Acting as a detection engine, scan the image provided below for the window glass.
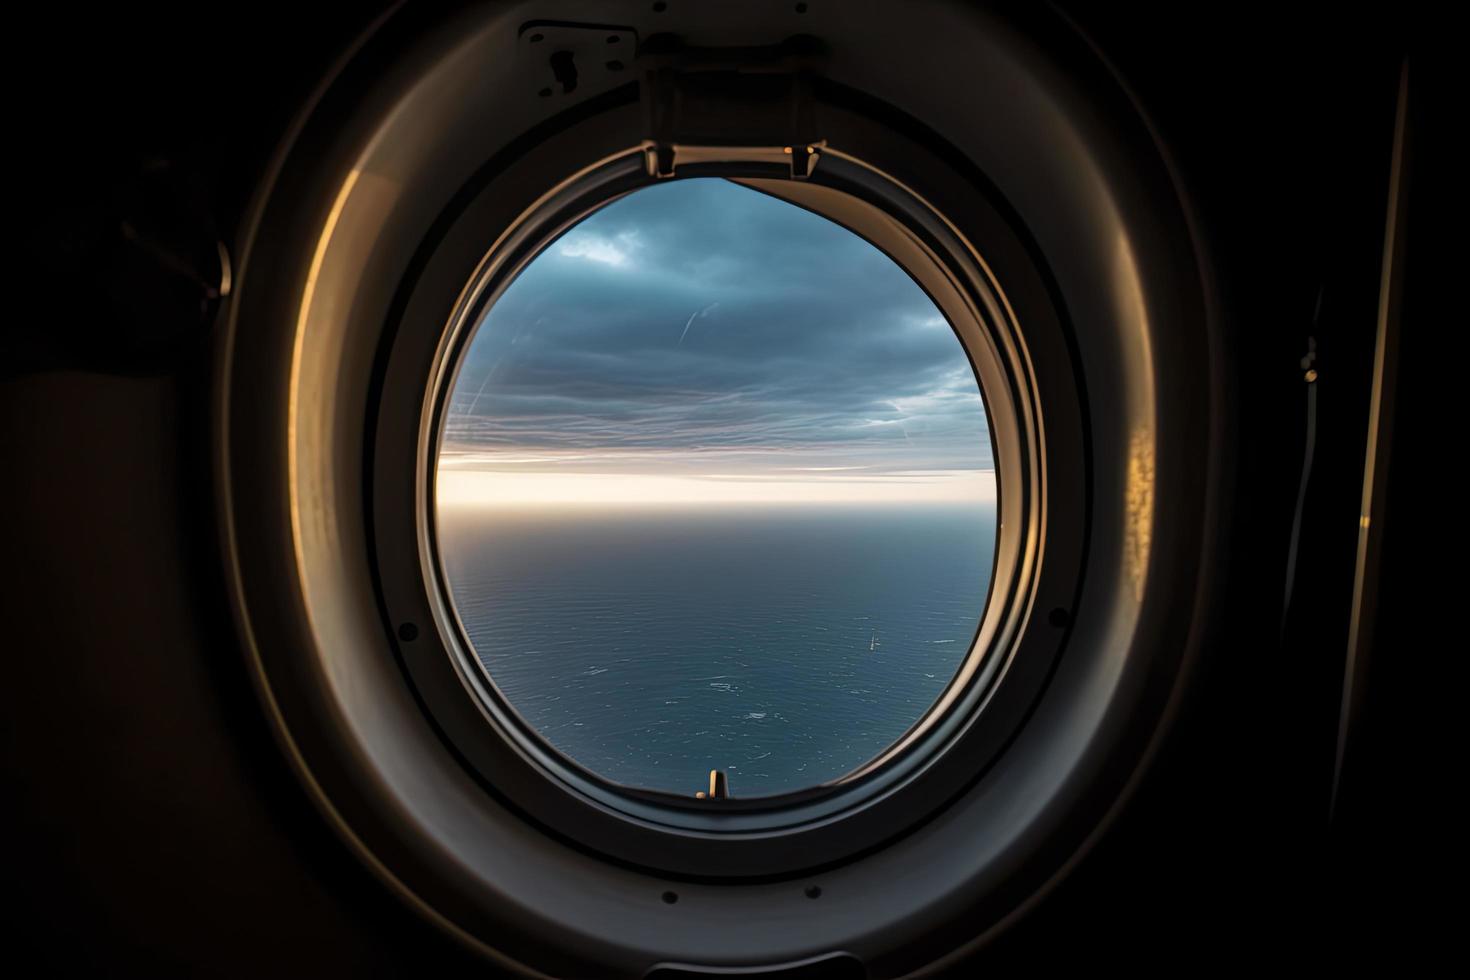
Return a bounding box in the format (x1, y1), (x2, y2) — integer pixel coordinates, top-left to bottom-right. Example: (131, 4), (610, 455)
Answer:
(436, 179), (995, 798)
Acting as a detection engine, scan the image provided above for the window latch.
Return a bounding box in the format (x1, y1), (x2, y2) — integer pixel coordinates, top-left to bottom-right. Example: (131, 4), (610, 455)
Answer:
(694, 769), (730, 800)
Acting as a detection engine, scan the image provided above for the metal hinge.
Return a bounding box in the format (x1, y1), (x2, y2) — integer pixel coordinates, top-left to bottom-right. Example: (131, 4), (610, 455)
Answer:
(636, 33), (829, 180)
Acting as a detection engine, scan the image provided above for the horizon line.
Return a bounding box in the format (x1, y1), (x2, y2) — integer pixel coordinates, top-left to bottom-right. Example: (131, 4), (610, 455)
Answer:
(436, 467), (996, 510)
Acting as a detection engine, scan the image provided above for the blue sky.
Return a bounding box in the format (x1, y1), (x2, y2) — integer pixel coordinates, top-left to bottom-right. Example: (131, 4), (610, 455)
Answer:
(437, 178), (992, 508)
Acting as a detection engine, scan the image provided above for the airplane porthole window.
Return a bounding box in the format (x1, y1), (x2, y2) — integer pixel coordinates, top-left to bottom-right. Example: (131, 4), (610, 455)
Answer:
(370, 141), (1050, 869)
(218, 3), (1222, 975)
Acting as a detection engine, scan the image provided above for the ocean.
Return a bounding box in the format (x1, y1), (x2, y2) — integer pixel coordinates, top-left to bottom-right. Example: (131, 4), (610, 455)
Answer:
(437, 504), (995, 798)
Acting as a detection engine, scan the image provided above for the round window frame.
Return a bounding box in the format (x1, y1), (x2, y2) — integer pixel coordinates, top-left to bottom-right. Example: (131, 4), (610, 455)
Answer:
(427, 163), (1019, 813)
(368, 100), (1086, 879)
(217, 1), (1221, 971)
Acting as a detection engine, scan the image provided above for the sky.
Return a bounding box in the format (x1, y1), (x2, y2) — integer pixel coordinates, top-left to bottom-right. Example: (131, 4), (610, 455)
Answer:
(437, 178), (993, 509)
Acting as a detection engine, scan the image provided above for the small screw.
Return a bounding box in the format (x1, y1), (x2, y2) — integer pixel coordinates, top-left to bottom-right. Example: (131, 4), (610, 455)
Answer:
(1305, 368), (1319, 383)
(398, 622), (419, 642)
(804, 885), (822, 899)
(529, 32), (544, 43)
(796, 2), (810, 12)
(661, 891), (679, 904)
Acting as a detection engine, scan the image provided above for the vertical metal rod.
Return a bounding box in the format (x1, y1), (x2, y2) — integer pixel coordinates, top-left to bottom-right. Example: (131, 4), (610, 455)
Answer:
(1333, 59), (1412, 822)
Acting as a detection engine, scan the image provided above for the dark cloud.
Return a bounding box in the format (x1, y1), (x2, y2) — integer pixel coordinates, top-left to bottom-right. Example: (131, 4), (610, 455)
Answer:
(442, 178), (992, 476)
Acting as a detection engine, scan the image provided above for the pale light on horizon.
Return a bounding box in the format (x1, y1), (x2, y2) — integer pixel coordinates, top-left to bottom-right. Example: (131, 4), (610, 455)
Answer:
(436, 466), (996, 510)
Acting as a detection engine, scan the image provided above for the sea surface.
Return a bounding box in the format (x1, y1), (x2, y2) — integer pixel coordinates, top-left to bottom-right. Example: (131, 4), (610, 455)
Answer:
(437, 505), (995, 798)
